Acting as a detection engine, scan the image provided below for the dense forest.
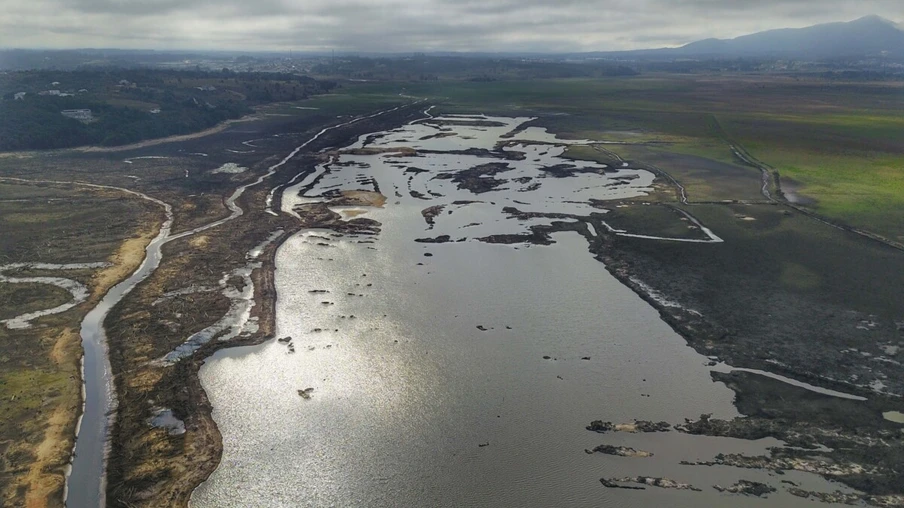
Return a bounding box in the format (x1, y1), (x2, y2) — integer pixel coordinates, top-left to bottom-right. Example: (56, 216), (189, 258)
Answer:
(0, 95), (250, 150)
(0, 69), (335, 151)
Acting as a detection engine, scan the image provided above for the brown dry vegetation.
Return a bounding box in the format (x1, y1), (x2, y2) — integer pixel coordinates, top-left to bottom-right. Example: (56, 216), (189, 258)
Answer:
(336, 190), (387, 207)
(104, 174), (299, 506)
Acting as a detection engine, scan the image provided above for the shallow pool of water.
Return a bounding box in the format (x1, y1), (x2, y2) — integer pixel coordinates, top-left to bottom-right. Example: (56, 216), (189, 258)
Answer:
(885, 411), (904, 424)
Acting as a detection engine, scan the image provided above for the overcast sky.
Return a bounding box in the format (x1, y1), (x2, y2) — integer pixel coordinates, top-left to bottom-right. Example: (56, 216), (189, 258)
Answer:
(0, 0), (900, 52)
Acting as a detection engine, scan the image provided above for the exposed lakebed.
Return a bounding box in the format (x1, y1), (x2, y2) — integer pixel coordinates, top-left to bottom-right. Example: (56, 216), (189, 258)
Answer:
(192, 115), (856, 506)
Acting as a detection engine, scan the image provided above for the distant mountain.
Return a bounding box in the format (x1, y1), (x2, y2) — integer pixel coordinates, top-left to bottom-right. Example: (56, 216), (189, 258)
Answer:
(577, 15), (904, 60)
(675, 15), (904, 58)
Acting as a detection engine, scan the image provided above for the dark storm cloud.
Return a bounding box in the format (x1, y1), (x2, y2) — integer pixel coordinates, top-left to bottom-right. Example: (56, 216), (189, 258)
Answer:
(0, 0), (900, 51)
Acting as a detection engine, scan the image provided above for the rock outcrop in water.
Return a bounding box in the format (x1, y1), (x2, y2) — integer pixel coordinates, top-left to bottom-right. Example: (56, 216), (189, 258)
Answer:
(670, 373), (904, 500)
(414, 235), (452, 243)
(682, 452), (880, 478)
(586, 420), (672, 434)
(785, 488), (902, 505)
(421, 205), (446, 228)
(432, 162), (512, 194)
(326, 190), (387, 208)
(601, 476), (702, 492)
(713, 480), (776, 497)
(539, 163), (607, 178)
(675, 412), (823, 448)
(477, 229), (555, 246)
(293, 202), (382, 235)
(586, 445), (653, 457)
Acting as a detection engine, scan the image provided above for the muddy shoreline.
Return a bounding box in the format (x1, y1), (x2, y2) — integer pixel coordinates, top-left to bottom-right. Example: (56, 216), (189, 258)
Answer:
(476, 207), (904, 500)
(592, 224), (904, 398)
(104, 186), (306, 506)
(103, 105), (427, 507)
(0, 179), (163, 508)
(163, 222), (299, 506)
(168, 190), (391, 505)
(174, 192), (387, 500)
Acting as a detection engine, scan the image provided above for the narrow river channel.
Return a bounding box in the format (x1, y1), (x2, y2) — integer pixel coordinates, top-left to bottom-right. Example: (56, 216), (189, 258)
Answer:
(66, 192), (173, 507)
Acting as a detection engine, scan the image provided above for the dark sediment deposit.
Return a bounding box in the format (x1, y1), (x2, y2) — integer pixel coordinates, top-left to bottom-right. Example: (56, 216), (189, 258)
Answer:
(432, 162), (513, 194)
(672, 372), (904, 499)
(421, 205), (446, 228)
(586, 420), (672, 434)
(585, 445), (653, 457)
(293, 202), (382, 235)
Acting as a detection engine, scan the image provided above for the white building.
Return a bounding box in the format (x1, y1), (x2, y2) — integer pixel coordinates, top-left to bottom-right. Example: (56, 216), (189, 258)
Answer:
(14, 92), (26, 100)
(61, 109), (94, 123)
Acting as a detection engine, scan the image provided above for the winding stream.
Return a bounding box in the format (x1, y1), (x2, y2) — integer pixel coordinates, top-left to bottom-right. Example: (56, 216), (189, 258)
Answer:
(0, 177), (176, 508)
(0, 262), (110, 329)
(65, 192), (173, 508)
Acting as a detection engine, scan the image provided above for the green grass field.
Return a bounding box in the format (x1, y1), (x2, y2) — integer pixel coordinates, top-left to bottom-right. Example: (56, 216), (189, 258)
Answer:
(0, 283), (72, 320)
(0, 183), (152, 263)
(259, 90), (408, 117)
(602, 204), (712, 240)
